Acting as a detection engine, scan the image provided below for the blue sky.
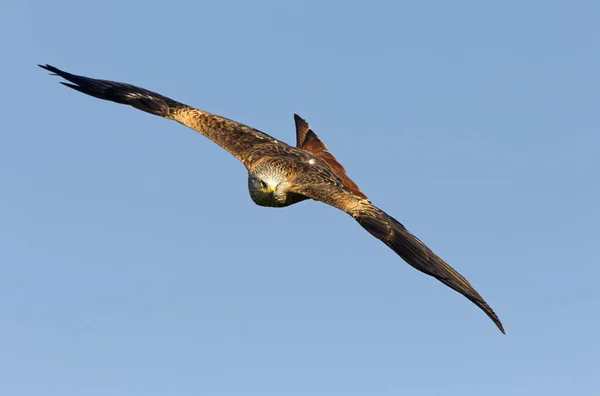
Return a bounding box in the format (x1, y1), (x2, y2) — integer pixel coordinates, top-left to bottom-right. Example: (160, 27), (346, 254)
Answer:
(2, 1), (599, 395)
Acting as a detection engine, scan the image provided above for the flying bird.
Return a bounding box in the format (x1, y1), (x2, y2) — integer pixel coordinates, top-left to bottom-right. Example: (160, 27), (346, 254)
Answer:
(40, 64), (505, 333)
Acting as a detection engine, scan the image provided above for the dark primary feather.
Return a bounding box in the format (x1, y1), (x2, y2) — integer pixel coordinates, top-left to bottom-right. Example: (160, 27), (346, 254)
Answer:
(39, 64), (179, 115)
(291, 183), (504, 333)
(38, 64), (278, 164)
(354, 204), (505, 333)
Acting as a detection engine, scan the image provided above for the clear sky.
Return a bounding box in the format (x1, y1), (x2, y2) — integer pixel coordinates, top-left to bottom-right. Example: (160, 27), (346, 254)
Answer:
(2, 1), (599, 395)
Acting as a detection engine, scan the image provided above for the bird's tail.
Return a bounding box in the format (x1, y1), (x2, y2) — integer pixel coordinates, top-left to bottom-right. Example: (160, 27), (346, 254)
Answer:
(354, 204), (505, 333)
(39, 64), (186, 118)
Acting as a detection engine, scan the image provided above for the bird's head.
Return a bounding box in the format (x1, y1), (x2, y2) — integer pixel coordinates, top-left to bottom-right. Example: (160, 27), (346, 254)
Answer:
(248, 164), (289, 207)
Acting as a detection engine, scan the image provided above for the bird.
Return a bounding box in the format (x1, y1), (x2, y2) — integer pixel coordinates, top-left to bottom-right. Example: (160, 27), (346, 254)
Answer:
(39, 64), (505, 334)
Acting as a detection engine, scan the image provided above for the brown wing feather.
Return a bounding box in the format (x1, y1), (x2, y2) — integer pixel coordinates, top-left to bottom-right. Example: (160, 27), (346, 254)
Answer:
(293, 114), (366, 199)
(39, 64), (276, 165)
(290, 183), (505, 333)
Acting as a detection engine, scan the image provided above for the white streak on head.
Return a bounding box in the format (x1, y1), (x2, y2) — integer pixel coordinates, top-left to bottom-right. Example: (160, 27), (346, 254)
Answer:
(308, 158), (316, 165)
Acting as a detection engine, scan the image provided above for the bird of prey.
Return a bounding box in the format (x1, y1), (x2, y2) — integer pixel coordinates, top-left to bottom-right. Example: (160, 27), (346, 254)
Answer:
(40, 64), (504, 333)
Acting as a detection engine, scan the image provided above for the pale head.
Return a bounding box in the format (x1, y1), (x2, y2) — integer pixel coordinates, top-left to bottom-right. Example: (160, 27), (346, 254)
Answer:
(247, 163), (291, 207)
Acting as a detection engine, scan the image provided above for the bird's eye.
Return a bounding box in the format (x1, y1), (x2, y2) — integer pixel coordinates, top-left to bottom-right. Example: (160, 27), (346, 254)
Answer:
(259, 180), (267, 189)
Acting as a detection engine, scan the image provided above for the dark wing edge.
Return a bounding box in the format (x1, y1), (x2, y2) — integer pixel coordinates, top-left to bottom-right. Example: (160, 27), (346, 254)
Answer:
(355, 204), (505, 333)
(291, 183), (504, 334)
(39, 64), (276, 164)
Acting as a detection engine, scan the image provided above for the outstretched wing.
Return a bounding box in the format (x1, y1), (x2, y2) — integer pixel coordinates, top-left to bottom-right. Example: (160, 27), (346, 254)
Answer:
(290, 183), (505, 333)
(39, 64), (278, 165)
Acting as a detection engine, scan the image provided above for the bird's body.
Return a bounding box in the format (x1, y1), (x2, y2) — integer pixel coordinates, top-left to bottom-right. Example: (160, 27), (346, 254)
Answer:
(40, 64), (505, 333)
(246, 144), (360, 209)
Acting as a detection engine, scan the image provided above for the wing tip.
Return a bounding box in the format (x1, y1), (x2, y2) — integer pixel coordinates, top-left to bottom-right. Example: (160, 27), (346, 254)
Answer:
(492, 313), (506, 334)
(487, 312), (505, 334)
(59, 81), (80, 90)
(472, 291), (505, 334)
(39, 64), (60, 74)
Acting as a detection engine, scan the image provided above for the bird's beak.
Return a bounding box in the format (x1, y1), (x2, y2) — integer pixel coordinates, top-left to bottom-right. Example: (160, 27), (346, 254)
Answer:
(268, 184), (276, 193)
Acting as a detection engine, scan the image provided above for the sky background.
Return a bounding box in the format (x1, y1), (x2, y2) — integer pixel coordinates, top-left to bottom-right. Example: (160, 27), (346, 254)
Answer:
(2, 1), (599, 395)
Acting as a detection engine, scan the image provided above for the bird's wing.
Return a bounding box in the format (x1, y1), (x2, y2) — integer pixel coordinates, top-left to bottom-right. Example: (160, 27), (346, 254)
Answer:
(39, 64), (278, 165)
(293, 114), (366, 199)
(289, 183), (505, 333)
